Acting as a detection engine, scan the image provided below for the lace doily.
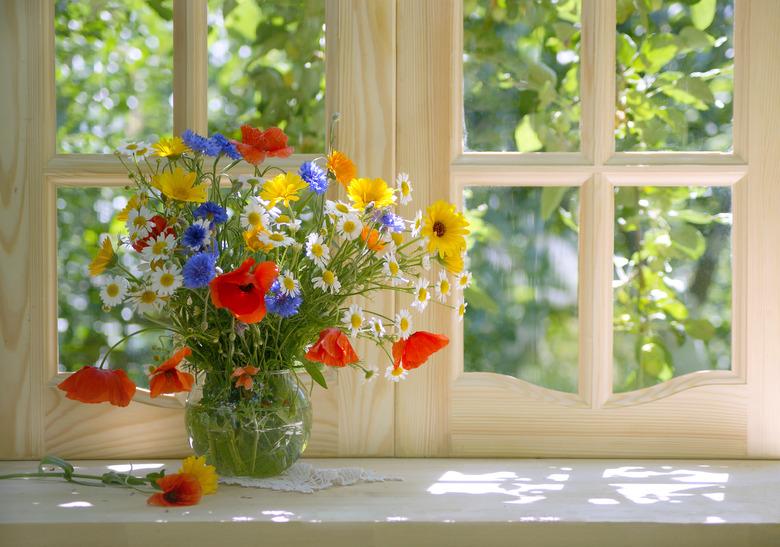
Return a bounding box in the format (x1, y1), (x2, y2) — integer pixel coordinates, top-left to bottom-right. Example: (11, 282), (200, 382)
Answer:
(219, 462), (402, 493)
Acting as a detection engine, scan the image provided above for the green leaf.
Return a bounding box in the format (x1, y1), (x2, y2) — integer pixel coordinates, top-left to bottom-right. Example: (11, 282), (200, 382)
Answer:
(541, 187), (568, 221)
(691, 0), (717, 30)
(302, 360), (328, 389)
(671, 224), (706, 259)
(38, 455), (74, 479)
(616, 0), (635, 24)
(637, 34), (679, 73)
(616, 33), (637, 67)
(514, 116), (544, 152)
(464, 285), (499, 314)
(679, 26), (714, 52)
(640, 342), (667, 377)
(659, 76), (714, 109)
(685, 318), (716, 341)
(675, 209), (713, 224)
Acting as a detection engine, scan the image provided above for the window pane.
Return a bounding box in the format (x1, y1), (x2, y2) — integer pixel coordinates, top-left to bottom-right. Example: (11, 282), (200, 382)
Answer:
(207, 0), (326, 153)
(613, 186), (732, 393)
(57, 187), (157, 389)
(463, 0), (582, 153)
(615, 1), (734, 151)
(464, 186), (579, 393)
(55, 0), (174, 153)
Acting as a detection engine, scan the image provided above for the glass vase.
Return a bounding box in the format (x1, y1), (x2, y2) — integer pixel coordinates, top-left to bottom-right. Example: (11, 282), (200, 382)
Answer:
(185, 370), (312, 478)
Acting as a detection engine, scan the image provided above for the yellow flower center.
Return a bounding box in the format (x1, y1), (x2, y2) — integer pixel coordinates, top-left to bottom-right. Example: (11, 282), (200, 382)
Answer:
(391, 367), (404, 377)
(283, 277), (296, 291)
(351, 314), (362, 329)
(132, 215), (148, 228)
(401, 181), (410, 196)
(417, 288), (428, 302)
(160, 273), (175, 287)
(400, 317), (409, 331)
(389, 262), (399, 276)
(323, 270), (335, 284)
(336, 203), (350, 213)
(126, 143), (138, 151)
(391, 232), (404, 246)
(343, 220), (355, 233)
(152, 240), (167, 254)
(270, 233), (285, 242)
(106, 284), (120, 297)
(459, 304), (465, 316)
(277, 214), (291, 223)
(312, 244), (323, 257)
(459, 276), (468, 286)
(440, 280), (450, 294)
(247, 211), (261, 226)
(140, 290), (157, 304)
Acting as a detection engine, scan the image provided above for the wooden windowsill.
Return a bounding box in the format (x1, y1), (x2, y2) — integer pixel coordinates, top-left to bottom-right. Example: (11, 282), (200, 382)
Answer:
(2, 458), (779, 547)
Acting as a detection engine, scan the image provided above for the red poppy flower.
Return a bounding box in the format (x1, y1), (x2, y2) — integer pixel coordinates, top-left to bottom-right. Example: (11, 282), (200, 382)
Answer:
(147, 473), (203, 507)
(209, 258), (278, 324)
(149, 347), (195, 398)
(232, 125), (293, 165)
(132, 215), (175, 252)
(360, 227), (386, 252)
(231, 366), (260, 390)
(305, 327), (360, 367)
(57, 366), (137, 407)
(392, 331), (449, 370)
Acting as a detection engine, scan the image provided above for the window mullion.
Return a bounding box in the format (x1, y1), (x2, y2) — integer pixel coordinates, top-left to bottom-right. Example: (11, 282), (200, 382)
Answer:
(173, 0), (207, 135)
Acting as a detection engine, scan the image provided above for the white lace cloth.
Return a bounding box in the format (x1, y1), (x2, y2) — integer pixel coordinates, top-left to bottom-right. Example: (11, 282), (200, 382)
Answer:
(220, 462), (402, 494)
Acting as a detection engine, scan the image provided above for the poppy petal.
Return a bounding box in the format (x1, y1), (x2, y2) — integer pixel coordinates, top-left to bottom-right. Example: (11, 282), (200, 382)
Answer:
(395, 331), (449, 370)
(148, 473), (202, 506)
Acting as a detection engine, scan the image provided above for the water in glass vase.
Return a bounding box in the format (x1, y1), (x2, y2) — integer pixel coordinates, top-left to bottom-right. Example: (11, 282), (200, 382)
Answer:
(185, 370), (312, 478)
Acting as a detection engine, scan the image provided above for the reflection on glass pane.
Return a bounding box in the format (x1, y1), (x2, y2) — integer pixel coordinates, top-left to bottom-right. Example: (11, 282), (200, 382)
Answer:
(55, 0), (174, 153)
(464, 187), (579, 392)
(463, 0), (582, 152)
(58, 187), (157, 389)
(207, 0), (326, 152)
(613, 187), (732, 393)
(615, 1), (734, 151)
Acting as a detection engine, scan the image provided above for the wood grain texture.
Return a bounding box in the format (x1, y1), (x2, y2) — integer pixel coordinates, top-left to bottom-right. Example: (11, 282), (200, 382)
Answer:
(173, 0), (207, 135)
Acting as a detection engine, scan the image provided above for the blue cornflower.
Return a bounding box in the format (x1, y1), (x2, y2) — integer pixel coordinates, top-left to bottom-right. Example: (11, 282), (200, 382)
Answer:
(193, 201), (228, 224)
(182, 129), (210, 155)
(209, 133), (241, 160)
(182, 253), (217, 288)
(375, 209), (405, 232)
(299, 161), (328, 194)
(182, 220), (211, 251)
(264, 280), (303, 318)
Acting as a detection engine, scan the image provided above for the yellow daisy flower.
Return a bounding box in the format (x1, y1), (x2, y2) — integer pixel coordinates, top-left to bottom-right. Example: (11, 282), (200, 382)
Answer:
(421, 200), (470, 258)
(153, 136), (189, 158)
(243, 226), (273, 252)
(153, 167), (208, 203)
(347, 178), (395, 210)
(441, 251), (464, 274)
(326, 150), (357, 187)
(89, 237), (115, 277)
(179, 455), (218, 495)
(116, 194), (147, 222)
(260, 172), (308, 208)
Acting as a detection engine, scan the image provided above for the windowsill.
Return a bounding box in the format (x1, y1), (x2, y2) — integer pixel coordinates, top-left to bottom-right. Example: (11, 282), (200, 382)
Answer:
(2, 458), (779, 546)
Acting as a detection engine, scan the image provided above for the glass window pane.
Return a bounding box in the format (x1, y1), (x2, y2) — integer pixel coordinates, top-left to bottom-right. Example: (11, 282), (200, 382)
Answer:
(464, 186), (580, 392)
(615, 1), (734, 151)
(207, 0), (326, 153)
(57, 187), (157, 389)
(613, 186), (732, 392)
(55, 0), (174, 153)
(463, 0), (582, 153)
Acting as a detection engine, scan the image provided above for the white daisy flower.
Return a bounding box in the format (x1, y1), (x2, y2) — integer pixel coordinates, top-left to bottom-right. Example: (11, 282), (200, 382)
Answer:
(99, 276), (129, 307)
(337, 214), (363, 241)
(455, 270), (473, 290)
(258, 230), (295, 248)
(411, 278), (431, 312)
(395, 309), (414, 340)
(422, 253), (432, 271)
(368, 317), (386, 338)
(385, 365), (408, 382)
(342, 304), (365, 338)
(305, 233), (331, 268)
(363, 364), (379, 383)
(131, 286), (164, 314)
(383, 253), (406, 286)
(325, 200), (357, 218)
(140, 232), (176, 264)
(396, 172), (413, 205)
(313, 269), (341, 294)
(126, 206), (155, 240)
(117, 141), (152, 158)
(434, 270), (451, 303)
(150, 264), (182, 296)
(278, 270), (301, 297)
(457, 298), (468, 322)
(275, 213), (302, 232)
(411, 210), (423, 237)
(240, 197), (271, 230)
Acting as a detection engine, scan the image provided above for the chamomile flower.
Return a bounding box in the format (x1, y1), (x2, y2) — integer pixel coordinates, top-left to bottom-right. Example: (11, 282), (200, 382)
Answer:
(396, 172), (413, 205)
(117, 141), (152, 158)
(325, 200), (356, 218)
(306, 233), (330, 268)
(240, 197), (271, 230)
(258, 230), (295, 249)
(434, 271), (451, 303)
(131, 286), (165, 314)
(411, 210), (423, 237)
(140, 232), (176, 264)
(456, 298), (468, 321)
(395, 309), (413, 339)
(99, 276), (129, 307)
(278, 270), (301, 297)
(411, 278), (431, 312)
(313, 269), (341, 293)
(126, 206), (155, 239)
(455, 270), (473, 290)
(422, 254), (432, 271)
(150, 264), (183, 296)
(385, 365), (408, 382)
(368, 317), (386, 338)
(274, 213), (302, 232)
(383, 253), (405, 286)
(363, 364), (379, 383)
(342, 304), (365, 338)
(337, 214), (363, 241)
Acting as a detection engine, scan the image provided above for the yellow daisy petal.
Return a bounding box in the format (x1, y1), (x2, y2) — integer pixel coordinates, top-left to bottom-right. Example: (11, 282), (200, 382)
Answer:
(89, 237), (115, 277)
(346, 177), (395, 210)
(153, 136), (189, 158)
(153, 167), (208, 203)
(421, 200), (470, 258)
(260, 172), (307, 208)
(179, 455), (218, 495)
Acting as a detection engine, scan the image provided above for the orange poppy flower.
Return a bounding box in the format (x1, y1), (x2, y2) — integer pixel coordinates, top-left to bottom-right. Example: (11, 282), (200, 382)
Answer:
(149, 347), (195, 398)
(392, 331), (449, 370)
(305, 327), (359, 367)
(360, 227), (386, 252)
(147, 473), (203, 507)
(57, 366), (137, 407)
(209, 258), (278, 324)
(326, 150), (357, 187)
(231, 366), (260, 390)
(233, 125), (293, 165)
